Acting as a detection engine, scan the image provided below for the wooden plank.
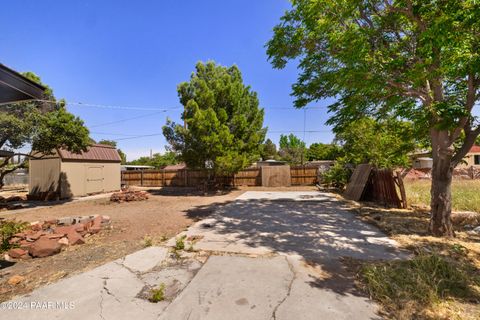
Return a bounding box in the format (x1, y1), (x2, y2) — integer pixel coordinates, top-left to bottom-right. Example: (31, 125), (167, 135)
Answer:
(344, 164), (373, 201)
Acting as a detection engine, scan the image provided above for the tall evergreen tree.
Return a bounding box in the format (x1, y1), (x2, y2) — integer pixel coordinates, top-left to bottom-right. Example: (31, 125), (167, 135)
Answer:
(163, 61), (266, 175)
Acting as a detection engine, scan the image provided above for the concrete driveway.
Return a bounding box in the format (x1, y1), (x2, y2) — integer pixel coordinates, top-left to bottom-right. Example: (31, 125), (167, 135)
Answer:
(3, 191), (406, 320)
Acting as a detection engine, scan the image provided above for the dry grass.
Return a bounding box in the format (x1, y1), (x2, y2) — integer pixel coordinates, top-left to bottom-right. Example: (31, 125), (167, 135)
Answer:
(355, 206), (480, 319)
(404, 179), (480, 213)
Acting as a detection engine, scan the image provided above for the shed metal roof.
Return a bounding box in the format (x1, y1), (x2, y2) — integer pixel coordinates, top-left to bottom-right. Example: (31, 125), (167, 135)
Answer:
(58, 144), (121, 162)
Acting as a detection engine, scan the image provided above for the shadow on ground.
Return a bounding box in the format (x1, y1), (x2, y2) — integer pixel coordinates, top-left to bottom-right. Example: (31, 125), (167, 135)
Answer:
(183, 194), (407, 298)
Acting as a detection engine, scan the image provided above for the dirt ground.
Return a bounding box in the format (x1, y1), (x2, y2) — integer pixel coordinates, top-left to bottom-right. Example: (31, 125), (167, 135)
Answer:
(0, 185), (319, 302)
(0, 187), (248, 302)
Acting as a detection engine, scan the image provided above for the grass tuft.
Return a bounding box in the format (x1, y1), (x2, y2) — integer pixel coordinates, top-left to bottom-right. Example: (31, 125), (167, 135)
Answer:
(404, 180), (480, 212)
(142, 235), (153, 247)
(361, 253), (480, 318)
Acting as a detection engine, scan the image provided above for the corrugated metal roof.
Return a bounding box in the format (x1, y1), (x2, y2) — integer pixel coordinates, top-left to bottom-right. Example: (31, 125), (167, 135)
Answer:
(57, 144), (121, 162)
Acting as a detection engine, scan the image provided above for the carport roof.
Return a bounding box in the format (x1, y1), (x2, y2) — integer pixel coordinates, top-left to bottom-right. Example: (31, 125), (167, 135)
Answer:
(58, 144), (122, 162)
(0, 63), (46, 105)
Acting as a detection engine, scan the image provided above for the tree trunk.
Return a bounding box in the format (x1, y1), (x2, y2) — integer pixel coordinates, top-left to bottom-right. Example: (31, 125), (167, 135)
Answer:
(429, 132), (455, 237)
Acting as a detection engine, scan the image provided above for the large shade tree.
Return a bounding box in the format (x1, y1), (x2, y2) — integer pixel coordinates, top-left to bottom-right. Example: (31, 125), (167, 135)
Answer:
(267, 0), (480, 236)
(0, 72), (90, 188)
(163, 61), (266, 176)
(336, 117), (416, 168)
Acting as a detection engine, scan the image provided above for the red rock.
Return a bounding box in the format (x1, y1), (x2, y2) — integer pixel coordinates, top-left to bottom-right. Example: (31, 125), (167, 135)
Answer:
(58, 237), (69, 246)
(101, 215), (111, 224)
(73, 223), (85, 232)
(8, 275), (25, 285)
(66, 231), (85, 245)
(45, 219), (58, 224)
(87, 216), (102, 234)
(27, 231), (45, 241)
(30, 223), (43, 231)
(54, 225), (76, 235)
(7, 248), (27, 259)
(46, 234), (64, 239)
(8, 237), (22, 244)
(28, 238), (61, 258)
(18, 240), (32, 249)
(13, 232), (26, 238)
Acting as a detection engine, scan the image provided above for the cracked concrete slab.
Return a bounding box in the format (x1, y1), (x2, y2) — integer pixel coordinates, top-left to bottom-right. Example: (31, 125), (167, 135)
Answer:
(4, 191), (405, 319)
(2, 247), (172, 320)
(158, 255), (294, 320)
(120, 246), (168, 273)
(274, 255), (381, 320)
(172, 191), (407, 262)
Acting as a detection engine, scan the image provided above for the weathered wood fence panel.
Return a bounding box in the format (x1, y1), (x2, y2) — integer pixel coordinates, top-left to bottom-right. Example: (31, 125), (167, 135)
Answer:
(290, 167), (318, 185)
(122, 166), (317, 187)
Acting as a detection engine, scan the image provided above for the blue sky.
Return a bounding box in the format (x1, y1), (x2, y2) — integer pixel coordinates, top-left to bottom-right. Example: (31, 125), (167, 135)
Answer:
(1, 1), (335, 160)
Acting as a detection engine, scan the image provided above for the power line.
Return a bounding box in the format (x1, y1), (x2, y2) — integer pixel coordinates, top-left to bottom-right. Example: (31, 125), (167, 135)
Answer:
(89, 129), (332, 141)
(31, 99), (326, 111)
(89, 110), (168, 128)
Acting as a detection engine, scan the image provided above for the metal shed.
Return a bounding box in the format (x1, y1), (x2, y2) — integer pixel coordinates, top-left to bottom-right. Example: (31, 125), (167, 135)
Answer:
(29, 144), (121, 199)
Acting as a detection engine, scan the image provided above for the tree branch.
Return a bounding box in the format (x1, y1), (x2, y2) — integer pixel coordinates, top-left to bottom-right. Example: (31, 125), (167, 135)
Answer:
(452, 125), (480, 166)
(386, 80), (430, 102)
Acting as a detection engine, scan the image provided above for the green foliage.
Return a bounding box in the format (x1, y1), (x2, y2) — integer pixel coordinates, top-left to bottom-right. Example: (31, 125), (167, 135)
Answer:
(335, 117), (416, 168)
(163, 61), (266, 175)
(149, 283), (166, 303)
(260, 138), (278, 160)
(361, 254), (479, 317)
(0, 72), (90, 188)
(321, 160), (351, 189)
(278, 134), (306, 165)
(98, 139), (127, 164)
(306, 143), (343, 161)
(0, 220), (29, 252)
(174, 235), (186, 251)
(266, 1), (480, 184)
(128, 152), (178, 168)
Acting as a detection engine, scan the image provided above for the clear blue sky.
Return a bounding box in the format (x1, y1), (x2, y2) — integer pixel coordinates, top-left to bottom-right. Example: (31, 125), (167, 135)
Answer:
(1, 1), (335, 161)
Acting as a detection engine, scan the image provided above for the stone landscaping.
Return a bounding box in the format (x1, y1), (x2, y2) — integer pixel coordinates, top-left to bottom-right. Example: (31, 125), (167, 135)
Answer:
(110, 190), (149, 202)
(4, 215), (111, 260)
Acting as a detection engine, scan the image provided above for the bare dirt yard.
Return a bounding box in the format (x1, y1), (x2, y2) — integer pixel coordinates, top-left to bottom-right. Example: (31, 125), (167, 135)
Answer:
(0, 187), (248, 302)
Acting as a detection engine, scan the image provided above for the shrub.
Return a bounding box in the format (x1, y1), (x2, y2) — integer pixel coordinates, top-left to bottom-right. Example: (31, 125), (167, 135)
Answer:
(0, 219), (29, 252)
(321, 161), (352, 189)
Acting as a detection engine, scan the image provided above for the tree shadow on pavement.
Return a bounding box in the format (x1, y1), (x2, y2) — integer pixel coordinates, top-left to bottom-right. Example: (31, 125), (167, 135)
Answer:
(184, 195), (409, 298)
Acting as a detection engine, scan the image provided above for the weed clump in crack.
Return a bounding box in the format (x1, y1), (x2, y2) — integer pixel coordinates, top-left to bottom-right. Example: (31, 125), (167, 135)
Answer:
(175, 235), (186, 251)
(149, 283), (166, 303)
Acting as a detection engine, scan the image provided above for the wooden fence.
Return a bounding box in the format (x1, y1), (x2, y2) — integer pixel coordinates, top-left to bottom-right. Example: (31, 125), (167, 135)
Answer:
(121, 166), (317, 187)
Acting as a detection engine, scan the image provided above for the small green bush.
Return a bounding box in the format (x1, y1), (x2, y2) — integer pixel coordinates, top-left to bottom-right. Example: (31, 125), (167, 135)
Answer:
(321, 161), (351, 189)
(0, 219), (29, 252)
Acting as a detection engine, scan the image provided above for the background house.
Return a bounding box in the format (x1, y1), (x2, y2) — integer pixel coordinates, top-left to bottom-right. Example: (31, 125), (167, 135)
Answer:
(29, 144), (121, 198)
(411, 145), (480, 169)
(458, 145), (480, 168)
